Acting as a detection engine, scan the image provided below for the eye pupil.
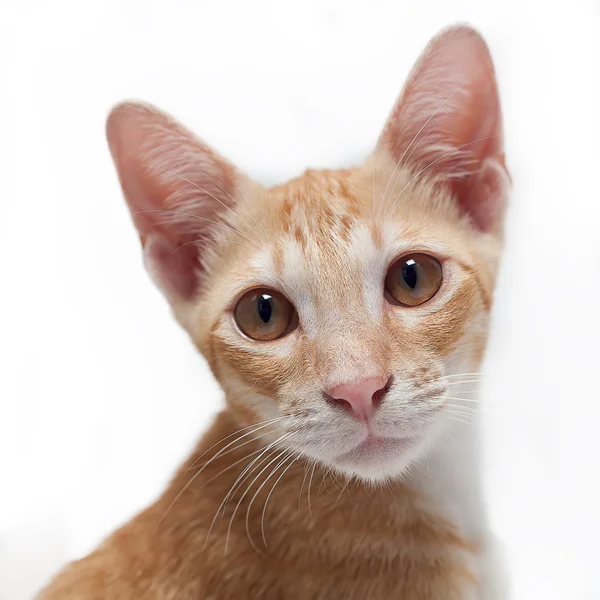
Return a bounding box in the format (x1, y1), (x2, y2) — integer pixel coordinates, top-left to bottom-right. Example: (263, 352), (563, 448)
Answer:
(402, 264), (418, 289)
(235, 289), (295, 341)
(257, 296), (272, 323)
(384, 253), (443, 307)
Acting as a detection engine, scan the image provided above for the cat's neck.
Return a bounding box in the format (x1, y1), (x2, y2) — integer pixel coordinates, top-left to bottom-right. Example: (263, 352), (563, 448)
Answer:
(411, 407), (486, 539)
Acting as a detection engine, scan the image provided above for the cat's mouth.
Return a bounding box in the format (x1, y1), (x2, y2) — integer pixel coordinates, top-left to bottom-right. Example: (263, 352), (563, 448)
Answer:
(334, 434), (417, 467)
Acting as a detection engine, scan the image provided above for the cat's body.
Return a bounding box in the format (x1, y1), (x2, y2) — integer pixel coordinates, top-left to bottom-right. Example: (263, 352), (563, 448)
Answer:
(39, 26), (510, 599)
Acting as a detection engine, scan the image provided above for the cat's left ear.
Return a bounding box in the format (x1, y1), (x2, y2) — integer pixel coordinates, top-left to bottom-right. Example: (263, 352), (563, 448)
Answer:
(106, 102), (259, 312)
(375, 25), (510, 233)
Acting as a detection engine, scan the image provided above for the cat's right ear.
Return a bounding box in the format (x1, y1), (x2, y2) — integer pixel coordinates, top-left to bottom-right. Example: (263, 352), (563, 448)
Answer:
(374, 26), (509, 234)
(106, 102), (256, 309)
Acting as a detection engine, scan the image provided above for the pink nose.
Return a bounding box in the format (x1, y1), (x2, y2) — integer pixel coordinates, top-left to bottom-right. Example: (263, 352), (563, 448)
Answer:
(326, 376), (391, 422)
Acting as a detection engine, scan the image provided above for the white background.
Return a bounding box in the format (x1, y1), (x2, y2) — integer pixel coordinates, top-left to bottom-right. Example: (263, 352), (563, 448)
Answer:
(1, 1), (599, 598)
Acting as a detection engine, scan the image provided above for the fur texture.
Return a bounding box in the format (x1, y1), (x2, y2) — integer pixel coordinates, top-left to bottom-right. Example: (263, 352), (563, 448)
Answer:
(38, 25), (510, 599)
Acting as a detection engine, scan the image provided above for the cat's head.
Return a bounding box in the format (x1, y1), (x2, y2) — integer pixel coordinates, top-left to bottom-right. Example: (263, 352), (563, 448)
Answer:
(107, 26), (509, 482)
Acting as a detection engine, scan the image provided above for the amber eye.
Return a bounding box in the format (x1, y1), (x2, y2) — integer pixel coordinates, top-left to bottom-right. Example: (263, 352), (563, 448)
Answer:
(234, 289), (296, 341)
(385, 253), (443, 307)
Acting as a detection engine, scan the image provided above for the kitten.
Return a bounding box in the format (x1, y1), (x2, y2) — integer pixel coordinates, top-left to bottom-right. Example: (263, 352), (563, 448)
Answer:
(38, 25), (510, 600)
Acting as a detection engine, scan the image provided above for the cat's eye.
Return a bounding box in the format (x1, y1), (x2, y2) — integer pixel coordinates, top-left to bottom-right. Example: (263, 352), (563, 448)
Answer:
(234, 289), (296, 341)
(385, 253), (443, 307)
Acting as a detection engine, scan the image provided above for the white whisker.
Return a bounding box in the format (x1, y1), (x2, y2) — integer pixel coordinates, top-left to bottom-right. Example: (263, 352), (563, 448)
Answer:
(258, 454), (300, 547)
(306, 461), (317, 520)
(447, 397), (480, 403)
(200, 446), (266, 488)
(440, 373), (482, 379)
(447, 415), (477, 428)
(440, 436), (460, 475)
(160, 420), (285, 524)
(332, 477), (350, 509)
(220, 432), (294, 521)
(298, 461), (311, 510)
(203, 432), (294, 552)
(226, 449), (291, 554)
(445, 380), (481, 386)
(185, 417), (285, 474)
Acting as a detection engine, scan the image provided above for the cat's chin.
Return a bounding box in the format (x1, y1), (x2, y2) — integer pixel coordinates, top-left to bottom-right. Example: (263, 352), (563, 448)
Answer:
(327, 434), (426, 482)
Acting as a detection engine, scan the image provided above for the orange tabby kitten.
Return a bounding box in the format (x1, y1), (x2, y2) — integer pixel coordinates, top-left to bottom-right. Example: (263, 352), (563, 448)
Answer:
(38, 25), (510, 599)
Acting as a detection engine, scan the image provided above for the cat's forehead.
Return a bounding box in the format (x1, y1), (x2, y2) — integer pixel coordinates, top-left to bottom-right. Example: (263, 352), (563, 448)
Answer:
(255, 167), (443, 264)
(233, 170), (424, 319)
(264, 170), (379, 272)
(268, 168), (366, 235)
(222, 166), (478, 306)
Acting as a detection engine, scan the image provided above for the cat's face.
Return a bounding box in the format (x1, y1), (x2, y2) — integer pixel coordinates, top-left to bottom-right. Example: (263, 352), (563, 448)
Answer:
(196, 165), (499, 480)
(107, 26), (509, 482)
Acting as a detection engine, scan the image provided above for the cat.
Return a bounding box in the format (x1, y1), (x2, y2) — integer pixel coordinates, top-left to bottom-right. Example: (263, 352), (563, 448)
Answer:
(37, 24), (510, 600)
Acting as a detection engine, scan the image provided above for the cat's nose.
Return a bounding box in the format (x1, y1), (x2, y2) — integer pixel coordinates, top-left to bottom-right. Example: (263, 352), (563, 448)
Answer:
(325, 376), (391, 422)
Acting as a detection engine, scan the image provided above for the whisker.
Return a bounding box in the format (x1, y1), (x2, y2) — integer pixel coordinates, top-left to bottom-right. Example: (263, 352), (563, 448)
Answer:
(203, 432), (294, 552)
(209, 448), (277, 538)
(444, 385), (480, 393)
(326, 469), (342, 492)
(445, 404), (496, 423)
(200, 429), (281, 483)
(209, 447), (281, 549)
(445, 408), (477, 420)
(306, 461), (317, 521)
(226, 448), (291, 554)
(445, 403), (478, 411)
(243, 452), (294, 553)
(440, 373), (482, 379)
(441, 432), (458, 448)
(220, 432), (293, 521)
(200, 446), (266, 488)
(298, 461), (311, 510)
(320, 468), (331, 493)
(259, 454), (300, 547)
(185, 417), (285, 474)
(332, 477), (350, 509)
(440, 436), (460, 476)
(160, 421), (284, 525)
(437, 396), (481, 403)
(412, 460), (429, 477)
(447, 415), (477, 428)
(385, 480), (397, 501)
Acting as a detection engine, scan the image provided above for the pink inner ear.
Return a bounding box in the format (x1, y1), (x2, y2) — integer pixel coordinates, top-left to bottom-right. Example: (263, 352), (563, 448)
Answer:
(455, 156), (509, 232)
(106, 102), (240, 303)
(377, 26), (509, 232)
(142, 233), (203, 302)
